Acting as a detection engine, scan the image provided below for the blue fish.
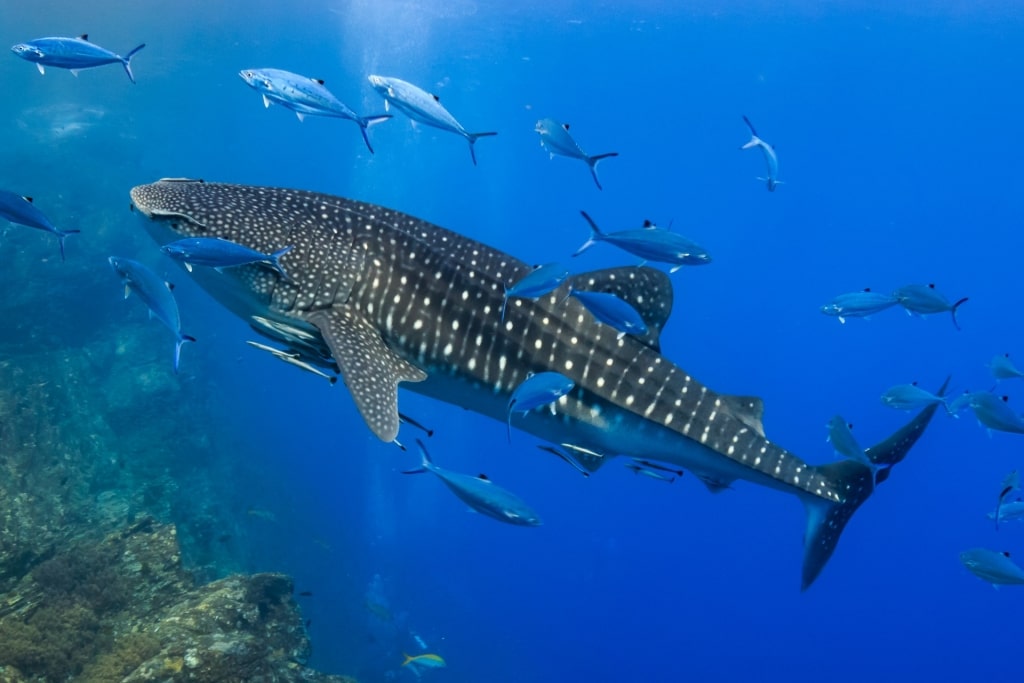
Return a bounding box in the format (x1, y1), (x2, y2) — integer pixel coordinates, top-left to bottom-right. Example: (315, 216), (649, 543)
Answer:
(574, 211), (711, 271)
(880, 382), (949, 413)
(534, 118), (618, 190)
(740, 115), (780, 191)
(0, 190), (80, 261)
(892, 283), (969, 331)
(990, 353), (1024, 381)
(568, 289), (648, 339)
(404, 440), (542, 526)
(108, 256), (195, 372)
(995, 470), (1020, 531)
(949, 392), (1024, 435)
(367, 74), (496, 165)
(161, 237), (292, 280)
(625, 462), (676, 482)
(507, 371), (576, 442)
(502, 262), (570, 321)
(239, 68), (391, 153)
(960, 548), (1024, 587)
(11, 35), (145, 83)
(820, 288), (899, 324)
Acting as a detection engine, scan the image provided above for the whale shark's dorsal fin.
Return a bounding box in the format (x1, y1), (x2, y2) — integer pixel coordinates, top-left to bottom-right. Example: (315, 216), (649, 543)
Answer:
(567, 266), (673, 351)
(721, 394), (766, 437)
(303, 306), (427, 442)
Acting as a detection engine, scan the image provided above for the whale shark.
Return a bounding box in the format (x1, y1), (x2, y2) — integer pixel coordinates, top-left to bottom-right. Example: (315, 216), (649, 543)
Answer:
(129, 178), (944, 589)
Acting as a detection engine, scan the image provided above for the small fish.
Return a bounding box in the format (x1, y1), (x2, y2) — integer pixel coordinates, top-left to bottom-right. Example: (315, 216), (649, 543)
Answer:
(11, 35), (145, 83)
(880, 382), (949, 413)
(631, 459), (684, 477)
(239, 68), (391, 153)
(404, 440), (542, 526)
(537, 445), (590, 477)
(989, 353), (1024, 381)
(399, 412), (434, 437)
(892, 283), (969, 331)
(367, 74), (496, 165)
(298, 591), (313, 597)
(573, 211), (711, 271)
(0, 190), (80, 261)
(740, 115), (780, 191)
(402, 653), (447, 670)
(996, 470), (1021, 530)
(569, 289), (648, 339)
(108, 256), (196, 372)
(820, 288), (899, 324)
(951, 392), (1024, 434)
(246, 340), (337, 385)
(507, 372), (576, 442)
(161, 237), (292, 280)
(503, 263), (570, 321)
(960, 548), (1024, 587)
(534, 118), (618, 190)
(826, 417), (869, 465)
(989, 500), (1024, 525)
(625, 462), (676, 482)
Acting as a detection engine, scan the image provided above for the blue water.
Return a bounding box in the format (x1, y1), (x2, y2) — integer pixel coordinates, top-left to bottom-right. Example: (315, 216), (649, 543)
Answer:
(2, 1), (1022, 681)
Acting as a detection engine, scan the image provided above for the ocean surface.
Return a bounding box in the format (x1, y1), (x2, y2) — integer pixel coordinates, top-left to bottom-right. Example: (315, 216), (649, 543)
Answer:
(1, 1), (1022, 681)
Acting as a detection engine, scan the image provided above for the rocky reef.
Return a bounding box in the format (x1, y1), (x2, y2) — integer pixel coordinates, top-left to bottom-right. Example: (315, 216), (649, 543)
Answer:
(0, 286), (356, 681)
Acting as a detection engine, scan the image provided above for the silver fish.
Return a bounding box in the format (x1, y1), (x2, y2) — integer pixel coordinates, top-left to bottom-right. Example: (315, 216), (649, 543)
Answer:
(989, 353), (1024, 381)
(405, 440), (542, 526)
(11, 34), (145, 82)
(0, 190), (80, 261)
(534, 118), (618, 190)
(893, 283), (969, 331)
(574, 211), (711, 271)
(367, 74), (496, 165)
(880, 382), (949, 413)
(108, 256), (195, 372)
(996, 470), (1020, 530)
(820, 288), (899, 324)
(507, 372), (576, 442)
(960, 548), (1024, 587)
(239, 68), (390, 153)
(740, 115), (780, 191)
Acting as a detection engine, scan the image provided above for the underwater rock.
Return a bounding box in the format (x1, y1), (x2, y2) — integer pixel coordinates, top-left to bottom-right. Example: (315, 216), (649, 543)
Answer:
(0, 519), (355, 682)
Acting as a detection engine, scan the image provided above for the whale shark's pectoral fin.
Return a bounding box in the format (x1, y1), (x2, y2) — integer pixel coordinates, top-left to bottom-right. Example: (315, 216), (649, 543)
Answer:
(304, 306), (427, 442)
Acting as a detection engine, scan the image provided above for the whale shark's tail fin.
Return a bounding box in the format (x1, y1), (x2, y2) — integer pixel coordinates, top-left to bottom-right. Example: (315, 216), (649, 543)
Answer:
(800, 377), (950, 590)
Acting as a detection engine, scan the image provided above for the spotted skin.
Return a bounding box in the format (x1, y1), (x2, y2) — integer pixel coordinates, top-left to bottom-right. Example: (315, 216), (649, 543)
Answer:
(130, 179), (943, 589)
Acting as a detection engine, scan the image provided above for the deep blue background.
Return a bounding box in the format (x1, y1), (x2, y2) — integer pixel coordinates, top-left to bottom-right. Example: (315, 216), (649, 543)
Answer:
(1, 2), (1022, 681)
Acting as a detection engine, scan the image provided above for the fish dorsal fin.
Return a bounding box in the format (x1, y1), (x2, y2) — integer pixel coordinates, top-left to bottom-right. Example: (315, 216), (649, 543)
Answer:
(863, 287), (871, 292)
(304, 306), (427, 442)
(721, 394), (766, 437)
(80, 34), (89, 41)
(567, 266), (673, 352)
(642, 219), (655, 229)
(477, 474), (490, 482)
(314, 78), (325, 85)
(24, 196), (33, 203)
(562, 123), (570, 131)
(1004, 551), (1011, 558)
(432, 93), (440, 102)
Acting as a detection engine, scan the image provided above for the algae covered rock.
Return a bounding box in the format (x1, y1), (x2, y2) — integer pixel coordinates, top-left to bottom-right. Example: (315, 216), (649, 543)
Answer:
(0, 519), (354, 682)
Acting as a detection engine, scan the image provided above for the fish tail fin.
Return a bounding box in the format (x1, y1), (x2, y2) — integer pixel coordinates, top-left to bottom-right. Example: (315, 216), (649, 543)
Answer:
(415, 438), (434, 470)
(801, 460), (874, 590)
(122, 43), (146, 84)
(585, 152), (619, 190)
(802, 381), (948, 589)
(56, 229), (80, 262)
(401, 653), (413, 667)
(951, 297), (969, 331)
(741, 137), (760, 150)
(573, 210), (602, 257)
(174, 334), (197, 374)
(357, 114), (392, 154)
(269, 245), (294, 280)
(466, 131), (498, 166)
